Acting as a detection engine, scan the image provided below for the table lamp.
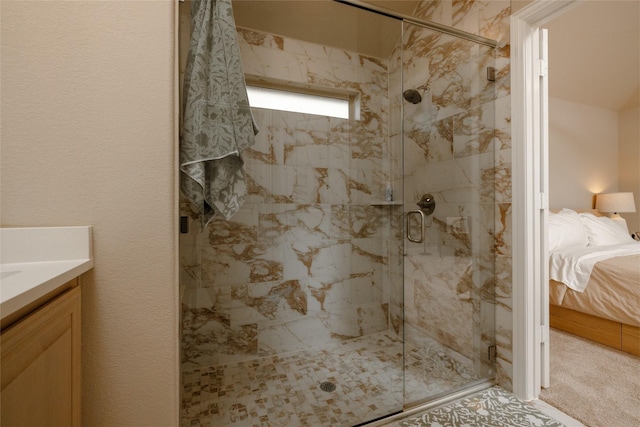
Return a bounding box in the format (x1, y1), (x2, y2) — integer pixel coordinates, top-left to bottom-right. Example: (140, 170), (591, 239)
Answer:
(595, 192), (637, 232)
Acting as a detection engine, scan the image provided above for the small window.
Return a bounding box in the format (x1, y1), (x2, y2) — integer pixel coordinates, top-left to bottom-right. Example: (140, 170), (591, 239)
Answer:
(246, 85), (355, 120)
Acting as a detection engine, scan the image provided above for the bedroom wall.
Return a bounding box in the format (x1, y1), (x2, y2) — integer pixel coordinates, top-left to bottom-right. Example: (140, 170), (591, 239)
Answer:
(549, 97), (619, 210)
(618, 107), (640, 233)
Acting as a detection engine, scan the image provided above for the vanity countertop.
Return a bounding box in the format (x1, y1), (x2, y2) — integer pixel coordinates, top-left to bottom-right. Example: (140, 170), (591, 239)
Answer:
(1, 226), (93, 324)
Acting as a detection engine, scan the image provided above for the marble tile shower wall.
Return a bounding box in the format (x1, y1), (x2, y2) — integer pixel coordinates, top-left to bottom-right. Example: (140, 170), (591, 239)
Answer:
(405, 0), (513, 389)
(180, 25), (402, 371)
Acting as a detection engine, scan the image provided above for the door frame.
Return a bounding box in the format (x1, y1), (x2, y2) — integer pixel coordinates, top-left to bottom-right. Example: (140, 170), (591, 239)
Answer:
(510, 0), (579, 401)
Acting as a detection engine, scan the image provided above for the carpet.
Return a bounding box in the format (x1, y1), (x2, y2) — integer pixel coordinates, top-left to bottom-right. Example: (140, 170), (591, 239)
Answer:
(539, 328), (640, 427)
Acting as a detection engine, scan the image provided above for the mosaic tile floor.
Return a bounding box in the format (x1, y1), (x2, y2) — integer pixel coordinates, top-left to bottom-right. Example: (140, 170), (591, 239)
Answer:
(181, 331), (480, 427)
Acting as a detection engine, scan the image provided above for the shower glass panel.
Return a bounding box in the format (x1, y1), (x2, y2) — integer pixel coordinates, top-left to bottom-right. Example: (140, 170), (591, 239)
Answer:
(401, 21), (497, 406)
(179, 1), (406, 425)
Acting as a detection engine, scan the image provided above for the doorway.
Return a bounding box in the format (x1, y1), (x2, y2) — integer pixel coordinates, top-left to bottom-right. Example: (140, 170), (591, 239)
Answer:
(510, 0), (578, 401)
(512, 0), (639, 403)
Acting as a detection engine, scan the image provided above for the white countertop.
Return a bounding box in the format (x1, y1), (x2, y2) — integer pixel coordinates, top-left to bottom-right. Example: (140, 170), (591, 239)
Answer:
(1, 226), (94, 322)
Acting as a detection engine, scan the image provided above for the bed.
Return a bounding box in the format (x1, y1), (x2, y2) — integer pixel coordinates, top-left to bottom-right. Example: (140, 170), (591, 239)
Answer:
(548, 209), (640, 356)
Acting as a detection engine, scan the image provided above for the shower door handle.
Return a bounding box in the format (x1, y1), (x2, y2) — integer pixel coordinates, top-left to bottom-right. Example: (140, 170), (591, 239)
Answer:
(406, 210), (425, 243)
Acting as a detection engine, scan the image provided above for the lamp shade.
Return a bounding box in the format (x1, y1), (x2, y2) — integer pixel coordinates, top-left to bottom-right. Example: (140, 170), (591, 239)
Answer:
(595, 192), (637, 213)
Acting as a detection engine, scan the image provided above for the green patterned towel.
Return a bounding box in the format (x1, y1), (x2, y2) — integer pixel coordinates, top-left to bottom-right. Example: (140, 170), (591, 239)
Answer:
(180, 0), (258, 225)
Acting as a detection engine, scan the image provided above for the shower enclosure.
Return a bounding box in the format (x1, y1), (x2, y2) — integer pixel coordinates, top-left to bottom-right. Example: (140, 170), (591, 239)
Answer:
(179, 1), (497, 425)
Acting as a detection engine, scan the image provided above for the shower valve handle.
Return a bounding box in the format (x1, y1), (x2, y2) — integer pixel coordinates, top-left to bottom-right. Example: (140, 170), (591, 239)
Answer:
(416, 193), (435, 215)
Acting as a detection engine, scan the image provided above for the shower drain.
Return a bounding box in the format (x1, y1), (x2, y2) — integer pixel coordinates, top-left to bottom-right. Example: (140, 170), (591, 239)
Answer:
(319, 381), (336, 392)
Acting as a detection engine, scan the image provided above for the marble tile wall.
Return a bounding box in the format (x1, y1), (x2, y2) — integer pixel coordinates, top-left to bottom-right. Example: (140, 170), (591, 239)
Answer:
(180, 25), (403, 371)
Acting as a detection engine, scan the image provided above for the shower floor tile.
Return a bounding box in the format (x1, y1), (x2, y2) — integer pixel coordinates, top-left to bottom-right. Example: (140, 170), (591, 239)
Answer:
(181, 331), (481, 427)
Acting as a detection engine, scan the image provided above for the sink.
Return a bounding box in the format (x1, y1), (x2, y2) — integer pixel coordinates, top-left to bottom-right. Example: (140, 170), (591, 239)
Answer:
(0, 226), (94, 323)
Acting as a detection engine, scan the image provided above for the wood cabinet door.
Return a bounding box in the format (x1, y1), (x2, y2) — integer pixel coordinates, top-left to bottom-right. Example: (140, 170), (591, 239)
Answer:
(1, 285), (81, 427)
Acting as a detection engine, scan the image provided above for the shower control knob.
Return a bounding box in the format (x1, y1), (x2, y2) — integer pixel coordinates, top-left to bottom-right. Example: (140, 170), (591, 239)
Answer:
(417, 194), (435, 215)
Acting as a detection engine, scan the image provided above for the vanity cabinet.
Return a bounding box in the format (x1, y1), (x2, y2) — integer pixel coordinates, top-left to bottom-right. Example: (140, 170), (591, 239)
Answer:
(1, 280), (81, 427)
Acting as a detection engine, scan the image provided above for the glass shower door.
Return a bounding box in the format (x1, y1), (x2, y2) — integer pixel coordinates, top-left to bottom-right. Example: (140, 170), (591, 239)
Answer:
(401, 21), (497, 406)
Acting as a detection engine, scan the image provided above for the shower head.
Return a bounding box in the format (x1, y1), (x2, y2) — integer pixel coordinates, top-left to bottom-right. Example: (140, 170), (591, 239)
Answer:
(403, 89), (422, 104)
(402, 85), (430, 104)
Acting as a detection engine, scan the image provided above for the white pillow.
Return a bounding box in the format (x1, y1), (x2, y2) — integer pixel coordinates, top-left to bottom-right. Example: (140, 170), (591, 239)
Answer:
(548, 209), (589, 252)
(579, 213), (632, 246)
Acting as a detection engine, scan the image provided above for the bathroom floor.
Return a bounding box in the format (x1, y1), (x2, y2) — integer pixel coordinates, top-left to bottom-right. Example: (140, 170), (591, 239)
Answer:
(181, 331), (480, 427)
(384, 386), (566, 427)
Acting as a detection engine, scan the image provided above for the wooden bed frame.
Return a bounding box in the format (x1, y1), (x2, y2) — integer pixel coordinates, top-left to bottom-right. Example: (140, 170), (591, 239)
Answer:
(547, 209), (639, 356)
(550, 304), (640, 357)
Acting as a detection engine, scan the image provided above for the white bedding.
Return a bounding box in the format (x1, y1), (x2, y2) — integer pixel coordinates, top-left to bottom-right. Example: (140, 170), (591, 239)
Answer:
(549, 242), (640, 292)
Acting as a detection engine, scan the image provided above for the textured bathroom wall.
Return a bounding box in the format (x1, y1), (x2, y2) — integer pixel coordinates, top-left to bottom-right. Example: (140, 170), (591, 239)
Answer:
(180, 25), (403, 370)
(0, 1), (179, 425)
